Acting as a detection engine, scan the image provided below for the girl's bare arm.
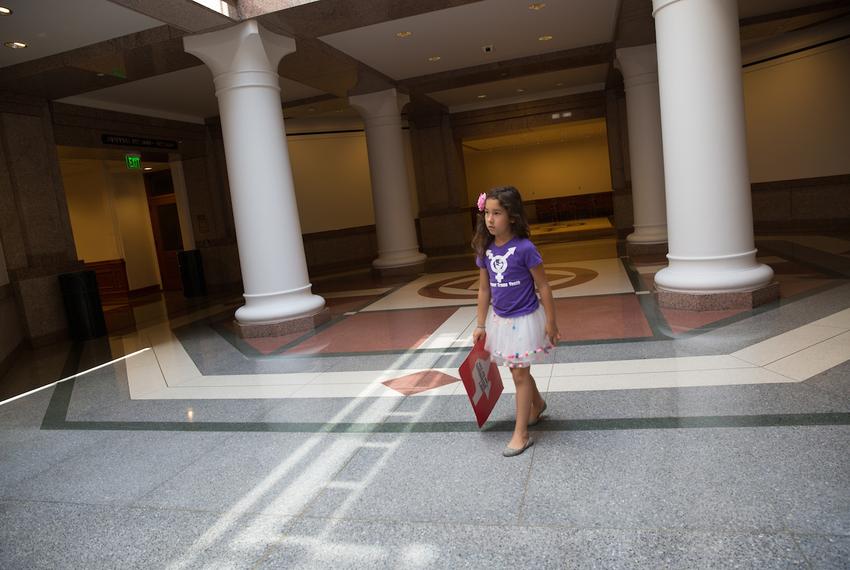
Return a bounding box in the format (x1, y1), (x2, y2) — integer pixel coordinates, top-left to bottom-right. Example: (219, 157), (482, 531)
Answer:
(530, 263), (560, 345)
(473, 268), (491, 343)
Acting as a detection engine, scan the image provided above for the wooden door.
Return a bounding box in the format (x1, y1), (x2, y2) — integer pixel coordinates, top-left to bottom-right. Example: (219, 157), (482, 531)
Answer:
(144, 171), (183, 291)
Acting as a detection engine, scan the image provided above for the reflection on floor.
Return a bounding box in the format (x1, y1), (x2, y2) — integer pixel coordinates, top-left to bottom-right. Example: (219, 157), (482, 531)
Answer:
(529, 217), (616, 244)
(1, 231), (849, 567)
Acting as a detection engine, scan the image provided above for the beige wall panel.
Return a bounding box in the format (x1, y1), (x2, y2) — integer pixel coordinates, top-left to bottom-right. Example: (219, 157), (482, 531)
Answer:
(744, 40), (850, 183)
(288, 132), (375, 233)
(109, 171), (162, 291)
(60, 161), (122, 263)
(463, 136), (613, 204)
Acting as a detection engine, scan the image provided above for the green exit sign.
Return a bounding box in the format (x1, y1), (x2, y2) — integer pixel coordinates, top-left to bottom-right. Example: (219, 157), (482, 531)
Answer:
(125, 154), (142, 170)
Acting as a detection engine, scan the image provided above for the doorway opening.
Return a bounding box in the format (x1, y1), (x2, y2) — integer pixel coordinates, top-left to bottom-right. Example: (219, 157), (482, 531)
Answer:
(461, 118), (616, 247)
(57, 146), (188, 330)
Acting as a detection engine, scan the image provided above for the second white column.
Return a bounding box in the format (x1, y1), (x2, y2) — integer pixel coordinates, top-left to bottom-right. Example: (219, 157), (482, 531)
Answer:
(349, 88), (427, 271)
(616, 44), (668, 250)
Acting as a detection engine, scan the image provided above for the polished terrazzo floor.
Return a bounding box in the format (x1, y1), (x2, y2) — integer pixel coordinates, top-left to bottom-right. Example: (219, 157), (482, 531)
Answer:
(1, 233), (849, 568)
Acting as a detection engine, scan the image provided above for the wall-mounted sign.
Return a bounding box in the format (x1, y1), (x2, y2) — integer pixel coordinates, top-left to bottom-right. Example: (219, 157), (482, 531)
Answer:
(102, 134), (178, 150)
(125, 154), (142, 170)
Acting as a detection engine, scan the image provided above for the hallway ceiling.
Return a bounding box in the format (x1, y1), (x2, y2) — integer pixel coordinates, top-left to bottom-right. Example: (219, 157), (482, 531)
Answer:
(2, 0), (848, 123)
(429, 63), (609, 113)
(58, 64), (326, 124)
(318, 0), (619, 80)
(0, 0), (164, 67)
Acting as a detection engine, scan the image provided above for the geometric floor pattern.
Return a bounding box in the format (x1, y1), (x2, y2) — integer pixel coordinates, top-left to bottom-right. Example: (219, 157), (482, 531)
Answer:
(2, 233), (849, 567)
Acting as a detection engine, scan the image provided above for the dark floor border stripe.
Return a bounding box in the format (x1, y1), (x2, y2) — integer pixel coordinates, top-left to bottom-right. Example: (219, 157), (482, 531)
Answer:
(40, 412), (850, 434)
(620, 256), (646, 293)
(40, 346), (85, 430)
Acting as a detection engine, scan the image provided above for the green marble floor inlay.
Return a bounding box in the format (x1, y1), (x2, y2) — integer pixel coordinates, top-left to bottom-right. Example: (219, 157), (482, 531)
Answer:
(41, 378), (850, 434)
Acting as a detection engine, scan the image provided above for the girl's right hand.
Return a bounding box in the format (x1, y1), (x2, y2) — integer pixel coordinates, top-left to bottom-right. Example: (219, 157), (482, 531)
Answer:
(472, 326), (486, 345)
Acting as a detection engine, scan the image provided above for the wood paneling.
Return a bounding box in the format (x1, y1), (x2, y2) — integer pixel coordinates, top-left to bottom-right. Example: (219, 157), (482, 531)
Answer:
(84, 259), (129, 305)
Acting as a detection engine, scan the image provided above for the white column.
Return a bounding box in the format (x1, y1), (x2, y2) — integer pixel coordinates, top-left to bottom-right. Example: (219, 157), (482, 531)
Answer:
(615, 44), (668, 245)
(349, 88), (426, 270)
(184, 20), (324, 323)
(651, 0), (773, 293)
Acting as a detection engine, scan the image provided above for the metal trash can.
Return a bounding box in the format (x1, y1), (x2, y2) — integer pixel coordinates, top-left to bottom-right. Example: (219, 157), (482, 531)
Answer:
(58, 270), (107, 341)
(178, 249), (207, 297)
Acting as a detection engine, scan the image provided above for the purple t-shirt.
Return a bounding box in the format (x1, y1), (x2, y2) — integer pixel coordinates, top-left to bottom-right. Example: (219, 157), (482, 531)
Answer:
(476, 237), (543, 318)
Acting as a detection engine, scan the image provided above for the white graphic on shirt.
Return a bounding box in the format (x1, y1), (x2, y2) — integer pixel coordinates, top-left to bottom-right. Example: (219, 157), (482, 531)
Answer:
(486, 247), (516, 284)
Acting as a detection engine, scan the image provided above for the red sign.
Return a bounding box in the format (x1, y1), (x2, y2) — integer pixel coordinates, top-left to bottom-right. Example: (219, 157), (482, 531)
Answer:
(458, 338), (504, 428)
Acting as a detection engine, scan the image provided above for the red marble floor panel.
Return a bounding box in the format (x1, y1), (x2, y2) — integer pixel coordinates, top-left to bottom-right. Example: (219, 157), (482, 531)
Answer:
(775, 276), (839, 298)
(660, 307), (749, 334)
(233, 296), (383, 355)
(768, 260), (839, 297)
(769, 261), (819, 275)
(383, 370), (460, 396)
(324, 296), (381, 317)
(554, 295), (653, 341)
(286, 307), (459, 354)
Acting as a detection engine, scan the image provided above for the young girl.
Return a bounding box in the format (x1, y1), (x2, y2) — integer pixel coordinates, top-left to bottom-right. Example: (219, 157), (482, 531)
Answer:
(472, 186), (559, 457)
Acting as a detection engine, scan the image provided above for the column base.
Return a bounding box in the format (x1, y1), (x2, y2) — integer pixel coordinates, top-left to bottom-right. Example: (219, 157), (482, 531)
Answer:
(656, 281), (779, 311)
(626, 241), (668, 257)
(235, 289), (326, 325)
(235, 307), (331, 338)
(372, 251), (427, 272)
(626, 227), (668, 245)
(372, 261), (426, 278)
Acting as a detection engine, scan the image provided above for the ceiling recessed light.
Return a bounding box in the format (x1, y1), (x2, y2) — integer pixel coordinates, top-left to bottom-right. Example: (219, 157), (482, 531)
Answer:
(143, 167), (153, 171)
(427, 55), (441, 62)
(0, 6), (12, 15)
(4, 41), (26, 49)
(516, 88), (525, 93)
(396, 31), (412, 38)
(477, 94), (487, 99)
(96, 72), (105, 77)
(528, 2), (546, 10)
(538, 35), (553, 41)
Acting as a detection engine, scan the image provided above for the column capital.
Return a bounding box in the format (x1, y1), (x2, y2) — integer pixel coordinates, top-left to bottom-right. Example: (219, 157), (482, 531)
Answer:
(615, 44), (658, 89)
(183, 20), (295, 78)
(349, 88), (410, 121)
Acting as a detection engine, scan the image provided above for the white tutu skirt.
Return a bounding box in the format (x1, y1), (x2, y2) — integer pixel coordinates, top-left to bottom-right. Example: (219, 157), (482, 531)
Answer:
(484, 304), (553, 368)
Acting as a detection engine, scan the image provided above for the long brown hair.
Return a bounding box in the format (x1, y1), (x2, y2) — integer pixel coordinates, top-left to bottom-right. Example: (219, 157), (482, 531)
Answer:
(471, 186), (531, 259)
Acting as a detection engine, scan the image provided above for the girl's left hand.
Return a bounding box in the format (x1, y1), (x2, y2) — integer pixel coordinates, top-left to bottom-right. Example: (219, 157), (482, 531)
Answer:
(546, 323), (560, 347)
